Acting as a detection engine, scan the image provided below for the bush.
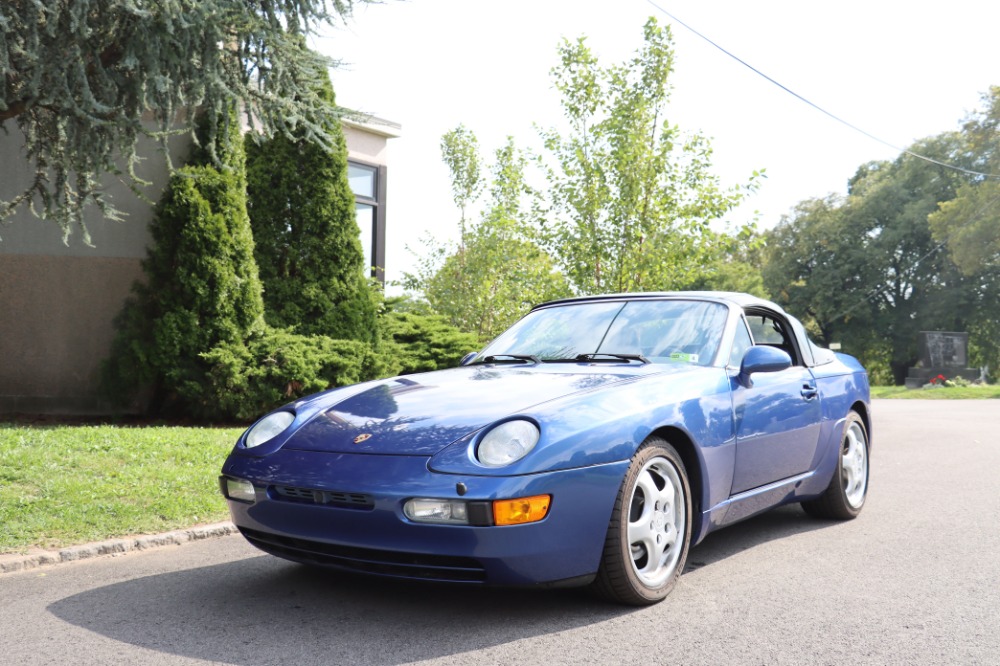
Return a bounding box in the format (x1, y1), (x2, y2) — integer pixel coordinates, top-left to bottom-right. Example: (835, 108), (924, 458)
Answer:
(201, 329), (398, 421)
(381, 309), (480, 375)
(103, 138), (265, 416)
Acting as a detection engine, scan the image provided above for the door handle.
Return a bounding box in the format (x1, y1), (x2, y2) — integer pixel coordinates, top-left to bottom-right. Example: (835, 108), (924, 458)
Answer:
(801, 383), (818, 400)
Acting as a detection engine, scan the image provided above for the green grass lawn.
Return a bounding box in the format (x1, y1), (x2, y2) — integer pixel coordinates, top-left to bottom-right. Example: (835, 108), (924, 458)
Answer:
(871, 384), (1000, 399)
(0, 424), (243, 553)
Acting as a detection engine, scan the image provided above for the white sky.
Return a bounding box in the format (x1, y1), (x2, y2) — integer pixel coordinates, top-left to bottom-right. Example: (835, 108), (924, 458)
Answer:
(313, 0), (1000, 287)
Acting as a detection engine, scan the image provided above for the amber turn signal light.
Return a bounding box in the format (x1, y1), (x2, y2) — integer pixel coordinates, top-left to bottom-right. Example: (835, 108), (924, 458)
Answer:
(492, 494), (551, 526)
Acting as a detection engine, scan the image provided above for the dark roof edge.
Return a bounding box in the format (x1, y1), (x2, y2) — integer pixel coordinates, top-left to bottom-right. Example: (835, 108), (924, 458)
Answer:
(533, 291), (787, 315)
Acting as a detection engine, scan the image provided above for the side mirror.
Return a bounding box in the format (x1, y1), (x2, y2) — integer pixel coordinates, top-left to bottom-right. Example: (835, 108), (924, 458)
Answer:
(460, 352), (478, 366)
(738, 346), (792, 388)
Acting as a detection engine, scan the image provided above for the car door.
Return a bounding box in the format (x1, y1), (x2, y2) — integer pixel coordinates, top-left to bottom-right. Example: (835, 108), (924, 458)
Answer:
(729, 310), (822, 494)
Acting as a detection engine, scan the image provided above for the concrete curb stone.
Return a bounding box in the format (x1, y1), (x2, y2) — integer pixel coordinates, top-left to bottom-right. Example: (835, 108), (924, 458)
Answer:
(0, 522), (238, 574)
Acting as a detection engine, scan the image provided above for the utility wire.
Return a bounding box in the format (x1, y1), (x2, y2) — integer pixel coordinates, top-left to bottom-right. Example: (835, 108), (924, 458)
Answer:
(646, 0), (1000, 181)
(645, 1), (1000, 330)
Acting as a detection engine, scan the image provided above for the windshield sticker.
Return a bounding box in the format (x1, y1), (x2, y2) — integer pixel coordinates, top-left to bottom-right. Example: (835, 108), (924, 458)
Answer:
(669, 352), (699, 363)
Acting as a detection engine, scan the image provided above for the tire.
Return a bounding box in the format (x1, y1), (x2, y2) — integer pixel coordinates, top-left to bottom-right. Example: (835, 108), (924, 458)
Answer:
(802, 411), (869, 520)
(591, 437), (692, 605)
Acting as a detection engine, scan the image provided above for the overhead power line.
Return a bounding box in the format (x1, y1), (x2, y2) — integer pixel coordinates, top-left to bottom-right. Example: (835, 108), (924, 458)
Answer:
(646, 0), (1000, 181)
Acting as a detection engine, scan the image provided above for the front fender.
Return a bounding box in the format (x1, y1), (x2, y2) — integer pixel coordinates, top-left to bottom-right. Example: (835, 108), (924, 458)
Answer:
(428, 368), (736, 494)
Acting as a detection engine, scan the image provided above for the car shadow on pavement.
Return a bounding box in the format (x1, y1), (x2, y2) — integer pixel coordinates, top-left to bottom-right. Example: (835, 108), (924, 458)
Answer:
(684, 503), (832, 572)
(47, 504), (834, 665)
(47, 553), (631, 665)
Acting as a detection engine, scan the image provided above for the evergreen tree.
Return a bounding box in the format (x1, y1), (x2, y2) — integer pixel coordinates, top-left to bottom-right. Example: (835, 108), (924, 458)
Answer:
(246, 69), (377, 343)
(104, 110), (265, 415)
(1, 1), (365, 239)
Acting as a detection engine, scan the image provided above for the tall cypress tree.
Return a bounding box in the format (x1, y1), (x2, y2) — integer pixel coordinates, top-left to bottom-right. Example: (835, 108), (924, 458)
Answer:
(246, 67), (377, 343)
(104, 108), (265, 415)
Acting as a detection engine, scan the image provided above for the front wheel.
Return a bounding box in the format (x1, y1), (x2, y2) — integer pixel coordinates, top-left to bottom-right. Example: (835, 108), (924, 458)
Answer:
(591, 438), (692, 605)
(802, 410), (869, 520)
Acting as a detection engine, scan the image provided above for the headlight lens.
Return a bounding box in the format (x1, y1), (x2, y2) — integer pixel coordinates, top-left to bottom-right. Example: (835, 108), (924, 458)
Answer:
(476, 419), (540, 467)
(244, 411), (295, 449)
(403, 498), (469, 525)
(222, 477), (257, 503)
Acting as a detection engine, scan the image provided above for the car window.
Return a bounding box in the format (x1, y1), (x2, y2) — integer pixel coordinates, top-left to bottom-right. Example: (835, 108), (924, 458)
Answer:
(478, 299), (728, 366)
(600, 300), (728, 365)
(729, 317), (754, 367)
(745, 311), (801, 365)
(481, 301), (625, 360)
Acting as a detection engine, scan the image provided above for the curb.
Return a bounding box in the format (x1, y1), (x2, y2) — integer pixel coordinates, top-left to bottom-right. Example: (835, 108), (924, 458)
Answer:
(0, 522), (238, 575)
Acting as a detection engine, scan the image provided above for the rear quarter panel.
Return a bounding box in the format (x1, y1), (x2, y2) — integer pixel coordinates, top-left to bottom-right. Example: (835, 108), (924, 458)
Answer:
(805, 353), (872, 494)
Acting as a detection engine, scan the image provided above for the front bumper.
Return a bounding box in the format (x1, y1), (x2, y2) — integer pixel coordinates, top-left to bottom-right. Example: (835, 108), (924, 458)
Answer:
(221, 449), (629, 586)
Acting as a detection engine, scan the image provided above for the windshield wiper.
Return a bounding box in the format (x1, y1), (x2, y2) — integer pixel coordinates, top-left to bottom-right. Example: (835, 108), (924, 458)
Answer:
(575, 353), (650, 364)
(475, 354), (542, 365)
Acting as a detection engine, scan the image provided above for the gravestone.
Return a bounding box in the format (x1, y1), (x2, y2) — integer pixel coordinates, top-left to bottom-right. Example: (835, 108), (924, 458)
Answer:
(920, 331), (967, 368)
(905, 331), (980, 388)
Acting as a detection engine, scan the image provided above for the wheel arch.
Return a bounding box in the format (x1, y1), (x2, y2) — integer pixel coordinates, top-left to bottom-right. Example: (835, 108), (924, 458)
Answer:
(850, 400), (872, 446)
(647, 425), (704, 537)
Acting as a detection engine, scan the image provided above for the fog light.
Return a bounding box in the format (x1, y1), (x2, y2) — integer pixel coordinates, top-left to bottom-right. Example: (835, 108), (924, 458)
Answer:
(223, 477), (257, 504)
(404, 498), (469, 525)
(493, 494), (551, 526)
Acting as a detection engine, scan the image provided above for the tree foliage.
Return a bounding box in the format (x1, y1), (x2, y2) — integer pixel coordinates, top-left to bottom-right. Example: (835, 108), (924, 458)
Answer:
(201, 329), (389, 421)
(405, 20), (763, 341)
(538, 18), (761, 295)
(103, 110), (266, 415)
(0, 0), (361, 239)
(379, 299), (480, 375)
(245, 67), (377, 343)
(929, 87), (1000, 275)
(926, 87), (1000, 373)
(440, 124), (484, 242)
(763, 132), (994, 384)
(405, 133), (570, 342)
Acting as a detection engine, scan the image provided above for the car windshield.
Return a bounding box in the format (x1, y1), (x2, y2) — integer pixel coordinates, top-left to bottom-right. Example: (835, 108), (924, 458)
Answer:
(476, 299), (729, 366)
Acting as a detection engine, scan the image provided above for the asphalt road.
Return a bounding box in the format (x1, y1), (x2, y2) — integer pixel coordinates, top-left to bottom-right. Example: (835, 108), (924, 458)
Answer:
(1, 400), (998, 666)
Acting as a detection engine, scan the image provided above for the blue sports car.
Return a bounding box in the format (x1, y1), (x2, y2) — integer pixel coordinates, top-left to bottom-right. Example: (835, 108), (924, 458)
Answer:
(220, 292), (871, 605)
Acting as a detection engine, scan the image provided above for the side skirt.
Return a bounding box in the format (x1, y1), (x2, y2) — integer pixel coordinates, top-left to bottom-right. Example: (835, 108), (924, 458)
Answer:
(694, 470), (819, 543)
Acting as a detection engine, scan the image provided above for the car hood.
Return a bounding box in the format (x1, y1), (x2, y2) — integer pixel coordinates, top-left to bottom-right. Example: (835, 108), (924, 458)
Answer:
(281, 364), (657, 455)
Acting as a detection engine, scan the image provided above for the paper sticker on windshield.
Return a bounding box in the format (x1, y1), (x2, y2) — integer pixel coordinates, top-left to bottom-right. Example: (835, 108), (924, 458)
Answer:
(669, 352), (699, 363)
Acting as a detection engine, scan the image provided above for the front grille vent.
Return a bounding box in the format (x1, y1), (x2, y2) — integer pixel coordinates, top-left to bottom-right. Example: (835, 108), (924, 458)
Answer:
(270, 485), (374, 510)
(238, 527), (487, 582)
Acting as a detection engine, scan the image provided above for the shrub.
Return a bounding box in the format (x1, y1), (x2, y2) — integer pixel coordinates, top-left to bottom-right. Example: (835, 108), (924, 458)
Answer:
(103, 110), (265, 416)
(201, 329), (398, 421)
(381, 309), (480, 375)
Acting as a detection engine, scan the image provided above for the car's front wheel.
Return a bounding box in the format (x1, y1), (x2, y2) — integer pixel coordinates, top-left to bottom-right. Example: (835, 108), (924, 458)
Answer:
(802, 410), (869, 519)
(591, 438), (692, 605)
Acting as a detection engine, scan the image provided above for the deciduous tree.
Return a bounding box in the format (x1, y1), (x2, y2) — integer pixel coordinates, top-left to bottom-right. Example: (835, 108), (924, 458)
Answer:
(927, 87), (1000, 373)
(764, 135), (982, 384)
(406, 133), (569, 342)
(538, 18), (761, 295)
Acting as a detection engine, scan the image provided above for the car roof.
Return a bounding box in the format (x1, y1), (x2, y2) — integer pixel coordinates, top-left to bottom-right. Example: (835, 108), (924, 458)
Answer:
(533, 291), (789, 316)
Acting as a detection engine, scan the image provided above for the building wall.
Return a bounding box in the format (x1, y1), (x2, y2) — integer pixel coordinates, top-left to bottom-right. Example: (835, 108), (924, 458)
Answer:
(0, 118), (397, 415)
(0, 130), (181, 414)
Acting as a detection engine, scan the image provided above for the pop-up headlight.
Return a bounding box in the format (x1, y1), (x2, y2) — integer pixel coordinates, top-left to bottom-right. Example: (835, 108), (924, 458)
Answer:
(244, 411), (294, 449)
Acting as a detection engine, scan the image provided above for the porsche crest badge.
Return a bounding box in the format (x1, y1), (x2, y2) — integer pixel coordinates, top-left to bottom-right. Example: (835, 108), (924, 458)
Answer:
(353, 433), (373, 444)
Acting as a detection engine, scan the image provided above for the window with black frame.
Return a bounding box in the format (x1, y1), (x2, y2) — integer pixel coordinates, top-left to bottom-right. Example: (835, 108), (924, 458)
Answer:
(348, 161), (386, 280)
